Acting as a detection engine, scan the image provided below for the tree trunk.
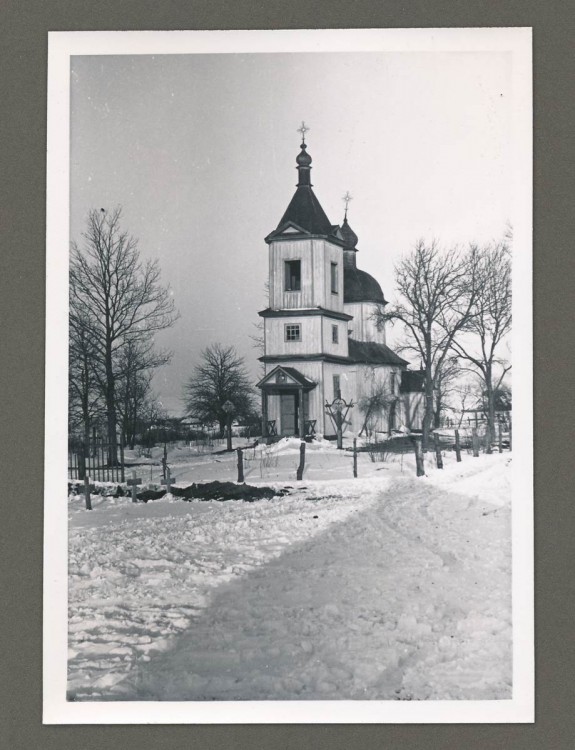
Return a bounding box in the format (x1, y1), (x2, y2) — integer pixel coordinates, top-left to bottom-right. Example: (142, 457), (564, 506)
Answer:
(433, 390), (442, 429)
(105, 338), (118, 465)
(422, 366), (434, 452)
(485, 367), (496, 436)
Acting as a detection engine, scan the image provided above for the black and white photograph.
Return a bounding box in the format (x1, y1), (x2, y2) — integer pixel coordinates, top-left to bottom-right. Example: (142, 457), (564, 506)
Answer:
(44, 28), (533, 723)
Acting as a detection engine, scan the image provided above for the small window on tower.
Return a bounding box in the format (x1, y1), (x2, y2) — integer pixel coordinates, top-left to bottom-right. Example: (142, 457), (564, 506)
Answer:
(285, 324), (301, 342)
(285, 260), (301, 291)
(333, 375), (341, 399)
(331, 262), (338, 294)
(332, 324), (339, 344)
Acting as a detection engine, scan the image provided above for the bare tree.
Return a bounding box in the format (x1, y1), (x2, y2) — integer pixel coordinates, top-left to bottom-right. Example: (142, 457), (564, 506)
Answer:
(450, 241), (512, 435)
(115, 338), (171, 449)
(358, 383), (397, 439)
(377, 240), (482, 449)
(183, 343), (256, 437)
(68, 310), (104, 446)
(433, 356), (463, 428)
(69, 207), (179, 460)
(250, 281), (269, 375)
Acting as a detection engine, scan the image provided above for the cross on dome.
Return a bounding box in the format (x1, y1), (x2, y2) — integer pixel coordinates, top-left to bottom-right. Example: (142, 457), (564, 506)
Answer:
(342, 191), (353, 218)
(297, 121), (310, 145)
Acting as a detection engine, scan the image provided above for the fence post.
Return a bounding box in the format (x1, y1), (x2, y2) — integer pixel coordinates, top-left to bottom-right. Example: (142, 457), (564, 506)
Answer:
(472, 427), (479, 457)
(162, 443), (168, 480)
(237, 448), (244, 483)
(498, 422), (503, 453)
(454, 429), (462, 462)
(413, 437), (425, 477)
(353, 438), (358, 478)
(78, 442), (86, 481)
(433, 433), (444, 469)
(120, 438), (125, 483)
(84, 474), (92, 511)
(296, 441), (306, 480)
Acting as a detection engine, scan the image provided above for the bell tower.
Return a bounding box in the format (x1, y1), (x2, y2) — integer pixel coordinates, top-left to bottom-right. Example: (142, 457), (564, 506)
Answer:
(261, 125), (351, 362)
(257, 125), (352, 438)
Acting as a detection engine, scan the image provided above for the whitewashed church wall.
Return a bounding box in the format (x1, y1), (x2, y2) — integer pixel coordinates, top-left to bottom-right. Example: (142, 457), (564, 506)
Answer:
(354, 364), (402, 435)
(265, 392), (281, 425)
(402, 391), (424, 431)
(269, 239), (344, 312)
(269, 240), (312, 309)
(321, 362), (357, 436)
(320, 317), (349, 357)
(296, 361), (325, 433)
(264, 315), (323, 356)
(344, 302), (386, 343)
(322, 241), (344, 313)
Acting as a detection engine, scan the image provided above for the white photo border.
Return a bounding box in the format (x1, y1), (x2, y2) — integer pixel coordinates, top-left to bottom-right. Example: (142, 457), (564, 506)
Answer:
(44, 27), (533, 724)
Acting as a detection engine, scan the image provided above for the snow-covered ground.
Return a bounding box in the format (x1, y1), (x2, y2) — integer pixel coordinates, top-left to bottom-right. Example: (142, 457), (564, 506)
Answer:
(68, 439), (512, 701)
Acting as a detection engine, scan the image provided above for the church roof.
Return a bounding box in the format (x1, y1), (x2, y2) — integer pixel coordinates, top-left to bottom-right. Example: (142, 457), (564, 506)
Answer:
(348, 339), (408, 367)
(257, 365), (317, 390)
(344, 267), (387, 305)
(266, 137), (344, 244)
(340, 216), (359, 250)
(275, 186), (335, 237)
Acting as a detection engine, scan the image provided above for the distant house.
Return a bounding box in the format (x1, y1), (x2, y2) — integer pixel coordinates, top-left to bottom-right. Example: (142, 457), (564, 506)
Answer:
(462, 389), (512, 428)
(257, 134), (424, 439)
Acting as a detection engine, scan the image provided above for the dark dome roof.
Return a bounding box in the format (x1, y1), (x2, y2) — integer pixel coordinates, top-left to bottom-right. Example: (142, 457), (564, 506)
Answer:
(344, 267), (387, 304)
(340, 216), (358, 249)
(296, 144), (312, 167)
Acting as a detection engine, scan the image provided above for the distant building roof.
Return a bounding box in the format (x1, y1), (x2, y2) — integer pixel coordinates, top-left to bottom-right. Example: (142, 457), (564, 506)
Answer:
(400, 369), (426, 393)
(348, 339), (408, 367)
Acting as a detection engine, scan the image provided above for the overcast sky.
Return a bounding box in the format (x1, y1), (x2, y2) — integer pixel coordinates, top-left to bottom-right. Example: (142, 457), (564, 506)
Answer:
(70, 51), (512, 415)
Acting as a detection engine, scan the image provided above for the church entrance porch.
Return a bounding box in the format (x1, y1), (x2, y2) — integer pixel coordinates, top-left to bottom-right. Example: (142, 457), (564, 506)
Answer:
(280, 392), (298, 436)
(264, 388), (309, 438)
(257, 365), (317, 441)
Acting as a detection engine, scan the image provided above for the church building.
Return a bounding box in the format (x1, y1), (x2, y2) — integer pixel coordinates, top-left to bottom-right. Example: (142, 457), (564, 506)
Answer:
(257, 129), (424, 440)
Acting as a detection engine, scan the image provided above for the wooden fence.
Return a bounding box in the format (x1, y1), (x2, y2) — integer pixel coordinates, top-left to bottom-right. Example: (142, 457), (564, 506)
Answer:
(68, 437), (125, 482)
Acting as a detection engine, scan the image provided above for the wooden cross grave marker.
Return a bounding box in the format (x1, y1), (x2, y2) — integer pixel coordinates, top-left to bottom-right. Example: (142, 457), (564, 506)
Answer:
(127, 469), (142, 503)
(160, 467), (175, 494)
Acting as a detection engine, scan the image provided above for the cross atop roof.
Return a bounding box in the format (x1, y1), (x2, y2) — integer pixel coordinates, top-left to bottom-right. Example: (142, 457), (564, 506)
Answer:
(343, 190), (353, 218)
(297, 121), (310, 145)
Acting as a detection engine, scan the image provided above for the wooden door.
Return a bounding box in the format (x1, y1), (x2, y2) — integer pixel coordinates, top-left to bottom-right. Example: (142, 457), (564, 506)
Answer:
(280, 392), (297, 436)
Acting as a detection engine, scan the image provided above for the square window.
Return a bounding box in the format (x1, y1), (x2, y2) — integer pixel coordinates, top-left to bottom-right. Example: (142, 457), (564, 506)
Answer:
(332, 324), (339, 344)
(330, 262), (338, 294)
(285, 324), (301, 342)
(285, 260), (301, 291)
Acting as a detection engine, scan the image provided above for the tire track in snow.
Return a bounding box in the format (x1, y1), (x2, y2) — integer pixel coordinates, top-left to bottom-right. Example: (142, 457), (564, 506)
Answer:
(117, 478), (511, 701)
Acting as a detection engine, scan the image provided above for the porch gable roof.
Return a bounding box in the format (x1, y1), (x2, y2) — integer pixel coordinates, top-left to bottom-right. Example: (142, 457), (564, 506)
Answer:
(257, 365), (317, 391)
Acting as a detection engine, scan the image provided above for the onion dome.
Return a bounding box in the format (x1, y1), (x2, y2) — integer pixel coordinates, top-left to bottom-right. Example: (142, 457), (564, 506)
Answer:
(340, 216), (358, 250)
(296, 142), (312, 168)
(344, 267), (387, 305)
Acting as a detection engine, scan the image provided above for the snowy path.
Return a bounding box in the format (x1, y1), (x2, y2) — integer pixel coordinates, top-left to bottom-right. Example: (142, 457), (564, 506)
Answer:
(67, 479), (385, 699)
(120, 476), (511, 701)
